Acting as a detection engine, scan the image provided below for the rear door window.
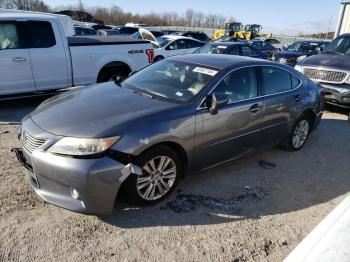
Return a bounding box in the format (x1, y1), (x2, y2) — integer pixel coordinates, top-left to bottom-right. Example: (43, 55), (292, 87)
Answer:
(261, 67), (300, 95)
(0, 22), (20, 49)
(27, 21), (56, 48)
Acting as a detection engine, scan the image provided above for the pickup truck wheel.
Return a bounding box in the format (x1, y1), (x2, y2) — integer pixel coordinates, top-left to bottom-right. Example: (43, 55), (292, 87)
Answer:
(98, 68), (129, 84)
(122, 145), (181, 205)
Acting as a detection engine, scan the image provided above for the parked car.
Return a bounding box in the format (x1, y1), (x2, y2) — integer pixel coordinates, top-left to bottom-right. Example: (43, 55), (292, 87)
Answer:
(154, 35), (205, 61)
(274, 40), (328, 67)
(97, 26), (139, 36)
(255, 37), (284, 50)
(0, 13), (154, 96)
(214, 36), (250, 44)
(90, 24), (112, 31)
(15, 54), (323, 215)
(195, 42), (269, 60)
(74, 25), (96, 36)
(171, 31), (211, 43)
(295, 34), (350, 109)
(250, 40), (278, 58)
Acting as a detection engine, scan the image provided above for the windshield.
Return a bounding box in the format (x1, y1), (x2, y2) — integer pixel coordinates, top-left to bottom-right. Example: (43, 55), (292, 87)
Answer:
(325, 36), (350, 55)
(286, 42), (301, 51)
(195, 44), (227, 54)
(225, 23), (241, 31)
(158, 36), (171, 47)
(121, 60), (218, 103)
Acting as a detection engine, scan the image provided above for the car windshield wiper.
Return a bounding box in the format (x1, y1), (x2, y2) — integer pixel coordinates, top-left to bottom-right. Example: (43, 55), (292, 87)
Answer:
(130, 89), (154, 99)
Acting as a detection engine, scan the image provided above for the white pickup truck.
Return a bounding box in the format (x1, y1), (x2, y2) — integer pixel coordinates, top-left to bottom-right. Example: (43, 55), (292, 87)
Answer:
(0, 12), (154, 96)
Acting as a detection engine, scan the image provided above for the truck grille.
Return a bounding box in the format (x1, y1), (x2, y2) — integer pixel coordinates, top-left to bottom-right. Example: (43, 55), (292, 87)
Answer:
(21, 131), (46, 154)
(303, 68), (347, 84)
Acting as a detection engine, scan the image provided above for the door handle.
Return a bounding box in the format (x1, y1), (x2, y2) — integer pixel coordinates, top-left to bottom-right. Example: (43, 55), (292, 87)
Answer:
(249, 103), (262, 113)
(12, 57), (26, 62)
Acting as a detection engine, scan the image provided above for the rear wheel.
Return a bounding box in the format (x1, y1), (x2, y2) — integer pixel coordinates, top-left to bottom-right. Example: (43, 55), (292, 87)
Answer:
(123, 145), (182, 205)
(285, 115), (311, 151)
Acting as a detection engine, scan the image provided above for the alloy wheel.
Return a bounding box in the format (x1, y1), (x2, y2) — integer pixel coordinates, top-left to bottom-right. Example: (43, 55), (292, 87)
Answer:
(136, 156), (177, 201)
(292, 119), (310, 149)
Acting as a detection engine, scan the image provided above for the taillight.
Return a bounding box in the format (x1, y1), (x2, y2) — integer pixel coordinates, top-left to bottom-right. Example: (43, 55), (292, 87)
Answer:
(146, 49), (154, 63)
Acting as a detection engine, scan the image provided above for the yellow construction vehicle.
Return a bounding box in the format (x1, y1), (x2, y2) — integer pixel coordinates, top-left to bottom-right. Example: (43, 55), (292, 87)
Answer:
(212, 28), (225, 41)
(243, 24), (273, 40)
(224, 22), (245, 39)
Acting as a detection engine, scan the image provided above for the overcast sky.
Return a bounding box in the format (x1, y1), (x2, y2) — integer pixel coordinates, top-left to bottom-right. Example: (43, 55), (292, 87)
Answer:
(45, 0), (341, 34)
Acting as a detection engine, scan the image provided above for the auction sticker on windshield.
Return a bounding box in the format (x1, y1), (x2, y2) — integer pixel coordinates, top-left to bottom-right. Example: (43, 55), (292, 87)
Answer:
(193, 67), (218, 76)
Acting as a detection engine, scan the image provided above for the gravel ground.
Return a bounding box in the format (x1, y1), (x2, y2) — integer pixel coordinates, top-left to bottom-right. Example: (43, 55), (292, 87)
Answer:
(0, 100), (349, 262)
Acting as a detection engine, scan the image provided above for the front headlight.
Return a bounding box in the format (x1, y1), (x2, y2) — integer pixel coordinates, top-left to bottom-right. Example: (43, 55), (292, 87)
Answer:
(296, 55), (307, 62)
(294, 64), (303, 73)
(48, 136), (121, 156)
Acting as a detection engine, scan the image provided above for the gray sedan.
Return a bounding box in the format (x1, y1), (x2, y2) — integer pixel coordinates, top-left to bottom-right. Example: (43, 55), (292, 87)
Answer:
(15, 54), (324, 215)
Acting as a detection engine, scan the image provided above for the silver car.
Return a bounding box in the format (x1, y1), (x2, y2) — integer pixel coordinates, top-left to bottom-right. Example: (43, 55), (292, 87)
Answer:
(15, 54), (324, 215)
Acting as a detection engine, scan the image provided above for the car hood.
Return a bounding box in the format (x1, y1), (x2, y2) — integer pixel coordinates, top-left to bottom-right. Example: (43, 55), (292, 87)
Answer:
(30, 83), (177, 138)
(275, 51), (305, 58)
(300, 53), (350, 71)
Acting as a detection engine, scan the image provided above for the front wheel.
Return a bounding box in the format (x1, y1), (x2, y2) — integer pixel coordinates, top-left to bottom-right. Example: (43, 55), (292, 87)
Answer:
(285, 115), (311, 151)
(122, 145), (182, 205)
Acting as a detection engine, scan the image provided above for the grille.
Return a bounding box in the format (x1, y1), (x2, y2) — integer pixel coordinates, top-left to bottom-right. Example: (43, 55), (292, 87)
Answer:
(21, 131), (46, 154)
(303, 68), (347, 84)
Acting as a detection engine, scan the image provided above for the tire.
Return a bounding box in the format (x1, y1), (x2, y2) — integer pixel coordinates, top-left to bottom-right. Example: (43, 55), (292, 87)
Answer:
(98, 67), (129, 84)
(122, 145), (182, 205)
(285, 114), (312, 151)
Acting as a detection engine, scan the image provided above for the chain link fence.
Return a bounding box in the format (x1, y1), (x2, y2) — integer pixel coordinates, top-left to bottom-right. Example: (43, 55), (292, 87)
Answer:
(148, 26), (330, 44)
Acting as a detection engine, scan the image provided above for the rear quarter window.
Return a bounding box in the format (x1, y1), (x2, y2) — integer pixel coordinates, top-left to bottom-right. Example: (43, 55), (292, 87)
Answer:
(261, 67), (299, 95)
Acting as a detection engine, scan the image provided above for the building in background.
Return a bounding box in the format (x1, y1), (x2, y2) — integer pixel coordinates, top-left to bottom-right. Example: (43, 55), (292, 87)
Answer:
(336, 1), (350, 37)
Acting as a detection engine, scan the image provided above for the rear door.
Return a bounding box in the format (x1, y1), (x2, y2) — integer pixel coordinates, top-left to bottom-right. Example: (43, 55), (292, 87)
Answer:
(195, 66), (265, 170)
(27, 20), (70, 91)
(0, 21), (35, 95)
(259, 66), (305, 147)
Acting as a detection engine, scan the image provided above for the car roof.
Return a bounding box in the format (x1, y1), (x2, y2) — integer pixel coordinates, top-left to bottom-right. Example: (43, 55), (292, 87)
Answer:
(168, 54), (271, 70)
(162, 35), (201, 41)
(0, 12), (57, 20)
(211, 42), (247, 46)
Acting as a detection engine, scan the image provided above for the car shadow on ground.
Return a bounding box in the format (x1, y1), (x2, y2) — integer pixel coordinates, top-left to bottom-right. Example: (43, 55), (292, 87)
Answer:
(0, 95), (54, 123)
(102, 117), (350, 228)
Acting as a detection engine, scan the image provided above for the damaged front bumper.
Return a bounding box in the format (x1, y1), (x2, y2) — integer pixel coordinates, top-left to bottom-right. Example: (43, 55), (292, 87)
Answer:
(14, 119), (141, 216)
(14, 147), (140, 215)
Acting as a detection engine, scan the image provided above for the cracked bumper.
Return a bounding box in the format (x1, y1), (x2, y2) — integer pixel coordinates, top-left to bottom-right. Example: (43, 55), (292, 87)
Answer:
(320, 83), (350, 108)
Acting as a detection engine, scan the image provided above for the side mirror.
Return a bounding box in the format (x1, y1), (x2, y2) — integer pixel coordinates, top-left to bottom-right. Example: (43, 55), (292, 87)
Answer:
(209, 92), (228, 115)
(315, 47), (322, 54)
(166, 45), (174, 50)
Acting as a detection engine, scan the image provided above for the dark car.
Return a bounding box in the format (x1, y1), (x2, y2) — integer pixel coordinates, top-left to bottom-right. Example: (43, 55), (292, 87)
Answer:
(215, 36), (250, 44)
(74, 26), (96, 36)
(90, 24), (112, 31)
(97, 26), (139, 36)
(15, 55), (323, 215)
(295, 34), (350, 109)
(195, 42), (269, 60)
(171, 31), (210, 43)
(250, 40), (278, 58)
(274, 41), (329, 67)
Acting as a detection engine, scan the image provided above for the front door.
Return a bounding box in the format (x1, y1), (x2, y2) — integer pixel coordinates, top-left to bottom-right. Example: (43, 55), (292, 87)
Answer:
(194, 66), (265, 170)
(0, 21), (35, 95)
